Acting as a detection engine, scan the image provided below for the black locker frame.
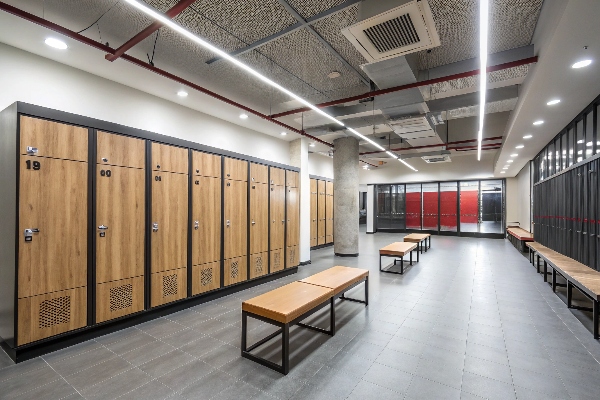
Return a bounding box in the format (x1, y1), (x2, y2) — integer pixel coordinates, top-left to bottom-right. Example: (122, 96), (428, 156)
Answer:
(0, 102), (299, 363)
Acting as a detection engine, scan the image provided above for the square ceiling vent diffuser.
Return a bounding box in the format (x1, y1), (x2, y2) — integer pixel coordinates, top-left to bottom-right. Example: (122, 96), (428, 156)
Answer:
(341, 0), (440, 63)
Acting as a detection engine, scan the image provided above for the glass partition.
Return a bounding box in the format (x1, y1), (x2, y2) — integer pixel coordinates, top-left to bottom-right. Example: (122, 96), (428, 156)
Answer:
(422, 183), (439, 230)
(390, 184), (406, 230)
(460, 181), (479, 233)
(480, 180), (503, 234)
(376, 185), (391, 230)
(406, 184), (421, 229)
(440, 181), (458, 232)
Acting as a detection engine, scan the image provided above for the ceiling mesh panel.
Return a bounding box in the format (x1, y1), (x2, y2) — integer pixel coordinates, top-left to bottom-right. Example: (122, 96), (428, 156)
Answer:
(286, 0), (348, 19)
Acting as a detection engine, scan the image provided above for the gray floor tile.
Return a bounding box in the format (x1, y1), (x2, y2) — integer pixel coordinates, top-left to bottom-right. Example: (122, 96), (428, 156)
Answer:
(64, 357), (133, 391)
(406, 375), (461, 400)
(374, 348), (420, 373)
(47, 346), (116, 376)
(138, 349), (196, 379)
(120, 340), (177, 366)
(80, 367), (152, 400)
(362, 362), (413, 392)
(461, 371), (517, 400)
(509, 367), (570, 398)
(137, 318), (188, 339)
(347, 380), (404, 400)
(2, 365), (62, 398)
(105, 331), (157, 355)
(197, 344), (240, 369)
(12, 377), (75, 400)
(178, 369), (237, 400)
(118, 379), (175, 400)
(415, 358), (464, 389)
(0, 357), (48, 383)
(209, 380), (261, 400)
(464, 355), (513, 384)
(158, 359), (215, 390)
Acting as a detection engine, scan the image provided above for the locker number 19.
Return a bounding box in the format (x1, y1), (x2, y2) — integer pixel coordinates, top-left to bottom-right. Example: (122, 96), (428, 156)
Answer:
(25, 160), (41, 170)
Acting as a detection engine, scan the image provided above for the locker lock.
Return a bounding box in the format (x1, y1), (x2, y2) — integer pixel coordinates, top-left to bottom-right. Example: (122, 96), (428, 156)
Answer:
(152, 223), (159, 232)
(227, 173), (230, 177)
(102, 157), (108, 162)
(98, 225), (108, 237)
(156, 164), (161, 169)
(196, 169), (200, 173)
(226, 220), (230, 227)
(194, 220), (199, 230)
(251, 220), (255, 225)
(26, 146), (38, 154)
(24, 228), (39, 242)
(252, 177), (255, 182)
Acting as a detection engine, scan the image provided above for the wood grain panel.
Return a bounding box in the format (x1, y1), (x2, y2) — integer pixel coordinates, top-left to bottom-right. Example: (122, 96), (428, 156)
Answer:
(97, 131), (145, 169)
(270, 248), (284, 273)
(286, 170), (298, 188)
(17, 287), (86, 345)
(224, 180), (248, 259)
(151, 172), (188, 273)
(270, 185), (285, 251)
(192, 261), (220, 295)
(96, 166), (145, 283)
(250, 182), (268, 254)
(19, 156), (87, 298)
(326, 191), (333, 238)
(192, 176), (221, 265)
(310, 179), (317, 245)
(269, 167), (285, 186)
(286, 245), (299, 268)
(325, 235), (333, 244)
(326, 181), (333, 196)
(192, 151), (221, 178)
(96, 276), (144, 323)
(250, 252), (268, 279)
(286, 187), (299, 246)
(250, 163), (268, 184)
(151, 142), (188, 174)
(224, 256), (247, 286)
(224, 158), (248, 181)
(20, 116), (88, 161)
(151, 268), (187, 307)
(317, 180), (326, 245)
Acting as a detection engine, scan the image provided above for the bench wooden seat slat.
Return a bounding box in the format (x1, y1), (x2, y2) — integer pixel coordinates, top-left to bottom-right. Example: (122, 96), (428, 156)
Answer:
(507, 227), (534, 241)
(300, 266), (368, 296)
(404, 233), (431, 241)
(242, 282), (333, 323)
(380, 242), (417, 256)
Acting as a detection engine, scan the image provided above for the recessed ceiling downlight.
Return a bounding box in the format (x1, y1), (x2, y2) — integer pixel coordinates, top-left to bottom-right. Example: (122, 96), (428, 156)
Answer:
(177, 90), (188, 97)
(510, 154), (518, 157)
(572, 60), (592, 69)
(533, 120), (544, 125)
(280, 132), (287, 136)
(239, 113), (248, 119)
(500, 171), (506, 174)
(523, 135), (532, 139)
(507, 160), (514, 163)
(547, 99), (561, 106)
(45, 38), (67, 49)
(516, 145), (524, 149)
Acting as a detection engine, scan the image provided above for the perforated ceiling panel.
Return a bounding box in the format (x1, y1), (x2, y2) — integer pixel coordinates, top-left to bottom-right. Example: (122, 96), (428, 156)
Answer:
(287, 0), (349, 19)
(417, 0), (543, 70)
(446, 98), (518, 120)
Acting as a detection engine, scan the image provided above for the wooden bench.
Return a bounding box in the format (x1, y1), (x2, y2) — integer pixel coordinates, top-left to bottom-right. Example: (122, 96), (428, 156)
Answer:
(241, 267), (369, 374)
(379, 242), (418, 274)
(404, 233), (431, 254)
(526, 242), (600, 339)
(507, 227), (534, 252)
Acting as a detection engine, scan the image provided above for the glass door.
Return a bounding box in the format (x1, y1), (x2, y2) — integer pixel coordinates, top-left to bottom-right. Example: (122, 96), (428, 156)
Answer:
(460, 181), (479, 233)
(440, 181), (457, 232)
(422, 182), (438, 230)
(480, 180), (503, 233)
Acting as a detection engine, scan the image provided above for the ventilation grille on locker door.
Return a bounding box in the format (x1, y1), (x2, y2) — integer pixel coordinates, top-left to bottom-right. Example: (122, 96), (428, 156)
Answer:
(110, 284), (133, 312)
(289, 248), (295, 264)
(39, 296), (71, 328)
(162, 274), (178, 297)
(274, 252), (281, 270)
(255, 256), (263, 275)
(201, 268), (213, 286)
(230, 261), (239, 280)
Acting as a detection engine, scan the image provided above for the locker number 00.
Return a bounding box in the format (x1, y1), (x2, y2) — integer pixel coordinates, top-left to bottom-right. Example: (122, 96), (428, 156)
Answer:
(100, 169), (112, 177)
(25, 160), (41, 170)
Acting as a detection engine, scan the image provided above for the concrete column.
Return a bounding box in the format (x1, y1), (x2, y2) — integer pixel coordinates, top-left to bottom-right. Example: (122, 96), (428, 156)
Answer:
(333, 137), (359, 256)
(289, 138), (310, 264)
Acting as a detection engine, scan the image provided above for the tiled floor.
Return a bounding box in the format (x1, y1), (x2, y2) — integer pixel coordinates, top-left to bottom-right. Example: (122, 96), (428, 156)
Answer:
(2, 231), (600, 399)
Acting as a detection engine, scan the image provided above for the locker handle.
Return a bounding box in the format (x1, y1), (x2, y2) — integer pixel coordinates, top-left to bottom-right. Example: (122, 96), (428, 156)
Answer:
(152, 223), (159, 232)
(251, 220), (255, 225)
(226, 220), (230, 227)
(281, 220), (285, 223)
(101, 157), (108, 162)
(194, 221), (199, 230)
(98, 225), (108, 230)
(26, 146), (38, 154)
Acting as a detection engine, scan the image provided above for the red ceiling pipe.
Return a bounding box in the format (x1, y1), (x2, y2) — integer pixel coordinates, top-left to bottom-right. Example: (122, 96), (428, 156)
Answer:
(359, 136), (503, 155)
(360, 159), (378, 168)
(271, 57), (538, 119)
(106, 0), (197, 62)
(449, 144), (502, 151)
(0, 2), (333, 147)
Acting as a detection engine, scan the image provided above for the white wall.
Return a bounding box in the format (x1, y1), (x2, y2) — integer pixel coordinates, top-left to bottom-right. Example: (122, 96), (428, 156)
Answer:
(505, 177), (519, 227)
(0, 44), (290, 164)
(308, 153), (334, 179)
(516, 162), (532, 231)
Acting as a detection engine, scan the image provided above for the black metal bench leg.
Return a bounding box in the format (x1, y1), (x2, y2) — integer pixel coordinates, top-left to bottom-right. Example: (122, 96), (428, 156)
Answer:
(241, 311), (248, 353)
(417, 248), (419, 262)
(401, 256), (404, 274)
(282, 324), (290, 375)
(594, 300), (599, 340)
(330, 297), (336, 336)
(567, 281), (573, 308)
(379, 255), (382, 272)
(536, 255), (540, 274)
(543, 261), (548, 283)
(552, 268), (556, 292)
(410, 250), (413, 266)
(365, 276), (369, 306)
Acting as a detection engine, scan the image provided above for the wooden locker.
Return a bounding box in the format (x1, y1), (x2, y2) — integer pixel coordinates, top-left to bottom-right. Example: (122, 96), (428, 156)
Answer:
(96, 277), (144, 323)
(224, 179), (248, 259)
(250, 182), (268, 254)
(192, 176), (221, 266)
(270, 249), (284, 273)
(310, 179), (317, 247)
(270, 167), (285, 186)
(193, 151), (221, 178)
(224, 158), (248, 181)
(151, 172), (188, 273)
(317, 180), (326, 245)
(19, 156), (87, 298)
(286, 170), (298, 188)
(97, 131), (145, 169)
(224, 256), (247, 286)
(326, 186), (334, 244)
(20, 116), (88, 161)
(286, 245), (299, 268)
(192, 261), (220, 296)
(250, 163), (268, 184)
(151, 268), (187, 307)
(250, 252), (268, 279)
(286, 187), (299, 246)
(17, 287), (87, 345)
(270, 184), (285, 251)
(151, 143), (188, 174)
(96, 165), (145, 283)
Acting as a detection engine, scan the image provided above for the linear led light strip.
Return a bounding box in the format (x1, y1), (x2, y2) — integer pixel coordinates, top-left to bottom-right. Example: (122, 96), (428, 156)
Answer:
(477, 0), (489, 161)
(124, 0), (417, 171)
(347, 128), (418, 171)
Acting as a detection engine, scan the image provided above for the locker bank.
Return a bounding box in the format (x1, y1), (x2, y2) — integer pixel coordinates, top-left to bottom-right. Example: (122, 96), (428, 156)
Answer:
(2, 0), (600, 399)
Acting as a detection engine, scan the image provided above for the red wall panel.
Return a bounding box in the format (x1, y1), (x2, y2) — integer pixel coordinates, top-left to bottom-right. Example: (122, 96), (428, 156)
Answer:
(460, 191), (479, 223)
(406, 192), (421, 229)
(440, 191), (457, 229)
(422, 192), (438, 230)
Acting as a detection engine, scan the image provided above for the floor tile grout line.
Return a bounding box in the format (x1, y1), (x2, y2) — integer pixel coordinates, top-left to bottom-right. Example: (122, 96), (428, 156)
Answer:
(42, 357), (85, 400)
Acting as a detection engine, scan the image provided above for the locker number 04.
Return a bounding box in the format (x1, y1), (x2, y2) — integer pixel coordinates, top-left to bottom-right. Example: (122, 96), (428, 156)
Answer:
(25, 160), (41, 170)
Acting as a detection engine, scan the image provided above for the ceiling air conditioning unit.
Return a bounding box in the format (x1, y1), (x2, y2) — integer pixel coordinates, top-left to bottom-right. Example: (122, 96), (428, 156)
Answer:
(422, 155), (451, 164)
(341, 0), (440, 63)
(388, 116), (435, 140)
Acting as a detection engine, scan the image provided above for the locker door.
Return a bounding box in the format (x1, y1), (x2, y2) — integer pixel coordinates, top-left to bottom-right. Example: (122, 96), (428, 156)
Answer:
(19, 156), (88, 298)
(224, 158), (248, 181)
(97, 131), (145, 169)
(326, 188), (334, 244)
(270, 167), (285, 186)
(152, 143), (188, 174)
(317, 180), (326, 245)
(250, 163), (268, 184)
(286, 170), (298, 188)
(250, 182), (269, 254)
(192, 151), (221, 178)
(192, 176), (221, 265)
(20, 116), (88, 161)
(286, 187), (299, 246)
(224, 179), (248, 259)
(310, 179), (317, 247)
(96, 166), (145, 283)
(270, 184), (285, 251)
(151, 172), (188, 273)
